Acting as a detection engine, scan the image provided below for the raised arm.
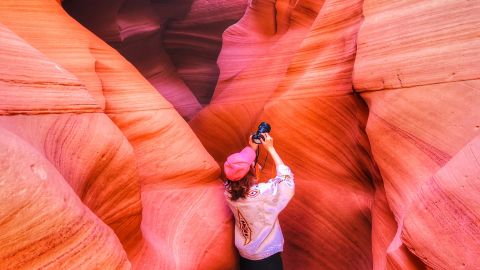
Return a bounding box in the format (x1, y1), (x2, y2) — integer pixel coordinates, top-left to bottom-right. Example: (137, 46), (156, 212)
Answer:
(261, 133), (284, 167)
(261, 133), (294, 211)
(248, 134), (259, 152)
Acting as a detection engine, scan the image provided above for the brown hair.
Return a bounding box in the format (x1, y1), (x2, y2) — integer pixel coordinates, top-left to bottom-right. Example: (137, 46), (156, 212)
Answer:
(224, 169), (255, 201)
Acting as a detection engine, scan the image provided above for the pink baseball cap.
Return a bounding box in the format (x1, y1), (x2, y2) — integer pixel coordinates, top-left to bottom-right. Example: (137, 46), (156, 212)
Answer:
(223, 146), (256, 181)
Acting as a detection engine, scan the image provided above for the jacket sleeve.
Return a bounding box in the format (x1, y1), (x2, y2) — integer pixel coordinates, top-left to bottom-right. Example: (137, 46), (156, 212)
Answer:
(271, 164), (295, 212)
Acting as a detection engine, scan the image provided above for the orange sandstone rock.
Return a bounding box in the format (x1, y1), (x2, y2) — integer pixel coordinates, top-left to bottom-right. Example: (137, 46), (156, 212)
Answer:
(354, 0), (480, 268)
(0, 127), (131, 269)
(403, 134), (480, 269)
(0, 22), (100, 114)
(191, 0), (379, 269)
(63, 0), (248, 119)
(0, 0), (235, 269)
(1, 0), (480, 269)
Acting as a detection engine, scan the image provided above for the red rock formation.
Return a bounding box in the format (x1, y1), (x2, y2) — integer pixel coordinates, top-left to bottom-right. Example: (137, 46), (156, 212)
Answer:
(0, 22), (101, 114)
(0, 0), (234, 269)
(1, 0), (479, 269)
(191, 0), (378, 268)
(63, 0), (248, 119)
(0, 128), (131, 270)
(403, 134), (480, 268)
(354, 0), (480, 269)
(63, 0), (203, 120)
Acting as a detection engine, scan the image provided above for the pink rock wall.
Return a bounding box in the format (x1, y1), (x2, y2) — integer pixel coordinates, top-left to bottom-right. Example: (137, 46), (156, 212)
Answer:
(0, 128), (131, 269)
(190, 0), (378, 268)
(0, 0), (234, 269)
(63, 0), (247, 119)
(1, 0), (479, 269)
(354, 0), (480, 269)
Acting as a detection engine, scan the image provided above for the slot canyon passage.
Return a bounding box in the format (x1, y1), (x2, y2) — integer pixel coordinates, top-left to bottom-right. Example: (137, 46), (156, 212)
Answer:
(0, 0), (479, 269)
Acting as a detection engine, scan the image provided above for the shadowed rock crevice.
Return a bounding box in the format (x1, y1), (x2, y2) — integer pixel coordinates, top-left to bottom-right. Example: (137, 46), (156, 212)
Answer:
(63, 0), (248, 120)
(1, 0), (479, 269)
(63, 0), (395, 268)
(352, 1), (480, 269)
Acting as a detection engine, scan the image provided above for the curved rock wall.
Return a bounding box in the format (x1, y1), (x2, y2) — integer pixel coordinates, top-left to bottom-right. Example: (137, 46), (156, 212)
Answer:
(354, 0), (480, 269)
(0, 128), (131, 270)
(191, 0), (378, 268)
(1, 0), (479, 269)
(0, 0), (234, 269)
(63, 0), (247, 119)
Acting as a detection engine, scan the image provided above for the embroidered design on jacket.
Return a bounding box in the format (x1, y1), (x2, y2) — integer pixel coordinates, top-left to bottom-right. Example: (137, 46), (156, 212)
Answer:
(237, 208), (252, 245)
(247, 188), (259, 198)
(274, 175), (292, 187)
(282, 175), (294, 187)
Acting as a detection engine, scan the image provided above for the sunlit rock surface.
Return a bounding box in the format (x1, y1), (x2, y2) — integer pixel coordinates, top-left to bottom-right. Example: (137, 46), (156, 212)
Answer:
(354, 0), (480, 269)
(190, 0), (377, 268)
(0, 0), (234, 269)
(63, 0), (248, 119)
(1, 0), (479, 269)
(0, 127), (131, 270)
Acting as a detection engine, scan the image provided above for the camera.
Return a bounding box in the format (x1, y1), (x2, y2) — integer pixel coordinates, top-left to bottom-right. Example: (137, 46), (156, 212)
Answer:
(251, 122), (271, 144)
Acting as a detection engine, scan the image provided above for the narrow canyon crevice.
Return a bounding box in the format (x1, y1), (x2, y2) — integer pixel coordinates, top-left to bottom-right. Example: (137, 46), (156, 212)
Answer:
(0, 0), (478, 269)
(63, 0), (248, 120)
(64, 0), (385, 268)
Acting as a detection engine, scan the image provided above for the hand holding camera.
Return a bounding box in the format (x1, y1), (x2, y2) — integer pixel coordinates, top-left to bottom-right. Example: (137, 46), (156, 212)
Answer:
(251, 122), (271, 144)
(260, 133), (274, 152)
(250, 121), (284, 168)
(251, 122), (275, 152)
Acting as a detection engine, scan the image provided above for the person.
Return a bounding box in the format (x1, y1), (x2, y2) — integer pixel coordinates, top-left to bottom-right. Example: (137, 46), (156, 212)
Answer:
(223, 132), (295, 270)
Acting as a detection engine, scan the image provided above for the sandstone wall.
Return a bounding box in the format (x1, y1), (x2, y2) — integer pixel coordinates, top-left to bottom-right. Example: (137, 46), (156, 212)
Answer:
(190, 0), (378, 268)
(0, 1), (234, 269)
(63, 0), (247, 119)
(1, 0), (479, 269)
(354, 0), (480, 269)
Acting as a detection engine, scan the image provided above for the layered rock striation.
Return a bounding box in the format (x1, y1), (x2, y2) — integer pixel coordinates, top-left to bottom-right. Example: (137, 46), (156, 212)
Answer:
(63, 0), (248, 120)
(0, 1), (234, 269)
(190, 0), (378, 268)
(0, 0), (479, 269)
(353, 0), (480, 268)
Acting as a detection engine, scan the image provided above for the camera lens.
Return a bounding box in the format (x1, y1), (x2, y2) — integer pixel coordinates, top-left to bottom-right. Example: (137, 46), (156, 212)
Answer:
(258, 122), (271, 133)
(251, 122), (271, 144)
(252, 133), (264, 144)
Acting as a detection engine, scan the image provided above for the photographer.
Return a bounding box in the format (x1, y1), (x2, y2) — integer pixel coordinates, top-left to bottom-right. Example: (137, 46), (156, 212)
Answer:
(223, 128), (295, 270)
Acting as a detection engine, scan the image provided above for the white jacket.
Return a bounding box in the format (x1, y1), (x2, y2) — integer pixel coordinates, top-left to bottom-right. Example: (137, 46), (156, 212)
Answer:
(224, 164), (295, 260)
